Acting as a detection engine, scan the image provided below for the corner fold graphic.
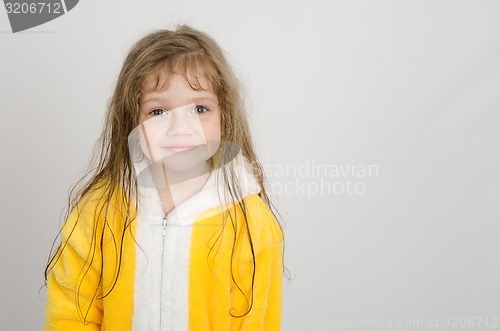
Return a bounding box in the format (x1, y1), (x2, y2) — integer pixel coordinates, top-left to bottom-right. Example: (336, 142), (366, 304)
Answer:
(4, 0), (79, 33)
(64, 0), (78, 12)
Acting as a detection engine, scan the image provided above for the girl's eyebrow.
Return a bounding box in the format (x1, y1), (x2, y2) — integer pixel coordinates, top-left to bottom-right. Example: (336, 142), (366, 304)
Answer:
(192, 96), (218, 103)
(141, 97), (164, 105)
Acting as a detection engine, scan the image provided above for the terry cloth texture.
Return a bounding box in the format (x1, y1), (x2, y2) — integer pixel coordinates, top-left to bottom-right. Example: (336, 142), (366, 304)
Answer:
(43, 153), (284, 331)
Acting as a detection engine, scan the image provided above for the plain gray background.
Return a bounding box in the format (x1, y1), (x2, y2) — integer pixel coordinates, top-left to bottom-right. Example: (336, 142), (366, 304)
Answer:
(1, 1), (499, 330)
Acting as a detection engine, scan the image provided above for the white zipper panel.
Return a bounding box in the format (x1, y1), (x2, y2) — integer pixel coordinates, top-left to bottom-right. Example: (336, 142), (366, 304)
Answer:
(160, 216), (194, 330)
(131, 213), (164, 330)
(159, 214), (167, 330)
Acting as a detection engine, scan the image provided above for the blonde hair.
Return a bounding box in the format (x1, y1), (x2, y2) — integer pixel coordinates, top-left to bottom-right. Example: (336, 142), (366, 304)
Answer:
(44, 24), (289, 322)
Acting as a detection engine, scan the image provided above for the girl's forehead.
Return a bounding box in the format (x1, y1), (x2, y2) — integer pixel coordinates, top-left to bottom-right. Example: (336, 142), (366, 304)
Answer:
(141, 66), (214, 95)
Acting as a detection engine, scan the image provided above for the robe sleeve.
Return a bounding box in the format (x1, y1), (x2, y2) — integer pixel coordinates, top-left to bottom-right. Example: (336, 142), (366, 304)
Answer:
(43, 202), (104, 331)
(231, 240), (284, 331)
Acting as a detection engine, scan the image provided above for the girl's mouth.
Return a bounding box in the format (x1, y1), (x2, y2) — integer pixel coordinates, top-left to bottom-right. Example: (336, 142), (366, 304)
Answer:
(164, 146), (196, 152)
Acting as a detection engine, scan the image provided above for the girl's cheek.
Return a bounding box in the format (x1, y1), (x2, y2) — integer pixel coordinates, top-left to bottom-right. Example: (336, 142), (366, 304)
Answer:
(138, 133), (152, 160)
(206, 128), (221, 143)
(138, 128), (163, 162)
(201, 123), (221, 157)
(201, 119), (221, 141)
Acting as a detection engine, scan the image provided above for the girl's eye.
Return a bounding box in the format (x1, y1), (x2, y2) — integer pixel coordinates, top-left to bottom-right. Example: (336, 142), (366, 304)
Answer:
(192, 105), (208, 115)
(150, 108), (168, 116)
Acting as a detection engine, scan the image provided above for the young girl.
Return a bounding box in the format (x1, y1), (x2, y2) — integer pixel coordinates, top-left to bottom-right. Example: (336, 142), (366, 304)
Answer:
(43, 25), (286, 330)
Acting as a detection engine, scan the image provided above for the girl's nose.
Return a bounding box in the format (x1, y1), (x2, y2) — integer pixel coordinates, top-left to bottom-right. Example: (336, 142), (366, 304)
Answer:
(166, 109), (197, 136)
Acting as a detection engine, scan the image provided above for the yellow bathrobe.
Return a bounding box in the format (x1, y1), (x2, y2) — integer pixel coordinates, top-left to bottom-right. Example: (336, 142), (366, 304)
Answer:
(43, 154), (283, 330)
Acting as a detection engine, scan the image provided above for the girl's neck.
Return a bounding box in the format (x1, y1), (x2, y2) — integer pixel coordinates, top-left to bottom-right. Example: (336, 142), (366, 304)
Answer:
(150, 160), (212, 215)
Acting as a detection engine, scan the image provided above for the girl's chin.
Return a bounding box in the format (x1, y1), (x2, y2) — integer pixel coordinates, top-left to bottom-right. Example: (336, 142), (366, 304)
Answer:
(150, 155), (210, 171)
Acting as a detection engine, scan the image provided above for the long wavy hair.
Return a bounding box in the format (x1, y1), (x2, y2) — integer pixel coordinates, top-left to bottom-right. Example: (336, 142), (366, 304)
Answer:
(43, 24), (290, 322)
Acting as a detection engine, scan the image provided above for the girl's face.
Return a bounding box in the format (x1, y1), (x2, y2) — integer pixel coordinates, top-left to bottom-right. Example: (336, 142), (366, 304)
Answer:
(137, 72), (221, 174)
